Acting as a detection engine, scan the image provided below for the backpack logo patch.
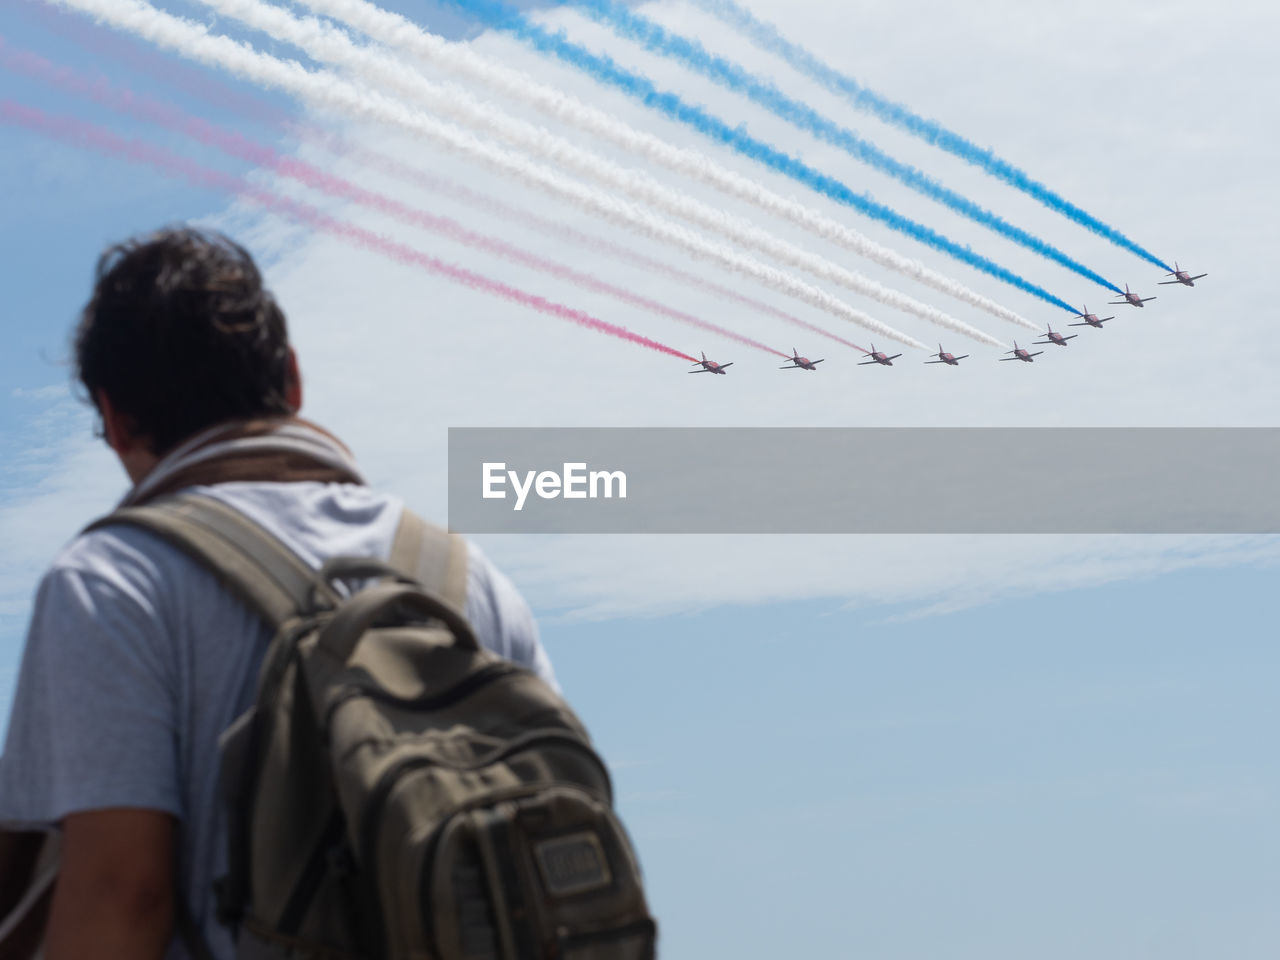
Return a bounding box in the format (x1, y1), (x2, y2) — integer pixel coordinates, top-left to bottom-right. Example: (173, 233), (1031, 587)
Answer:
(534, 831), (612, 898)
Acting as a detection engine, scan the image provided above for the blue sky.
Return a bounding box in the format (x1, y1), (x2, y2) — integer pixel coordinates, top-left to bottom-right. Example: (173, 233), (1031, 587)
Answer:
(559, 565), (1279, 958)
(558, 566), (1279, 957)
(2, 0), (1277, 956)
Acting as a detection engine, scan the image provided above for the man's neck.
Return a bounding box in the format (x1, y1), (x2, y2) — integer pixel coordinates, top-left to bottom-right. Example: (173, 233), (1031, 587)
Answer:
(119, 448), (161, 487)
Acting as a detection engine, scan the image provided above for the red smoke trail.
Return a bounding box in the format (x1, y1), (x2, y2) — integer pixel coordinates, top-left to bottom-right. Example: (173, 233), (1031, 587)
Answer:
(0, 99), (696, 363)
(1, 41), (781, 359)
(10, 13), (862, 354)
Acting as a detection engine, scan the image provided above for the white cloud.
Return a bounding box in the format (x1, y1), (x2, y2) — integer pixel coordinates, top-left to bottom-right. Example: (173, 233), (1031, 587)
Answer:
(2, 0), (1277, 637)
(8, 385), (65, 401)
(484, 532), (1280, 623)
(0, 390), (124, 618)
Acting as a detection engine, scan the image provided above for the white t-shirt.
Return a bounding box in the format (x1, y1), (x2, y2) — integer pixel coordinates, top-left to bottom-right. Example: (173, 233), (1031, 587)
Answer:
(0, 481), (555, 959)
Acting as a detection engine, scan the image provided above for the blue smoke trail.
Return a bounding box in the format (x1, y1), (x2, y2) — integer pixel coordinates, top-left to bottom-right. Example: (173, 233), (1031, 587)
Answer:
(563, 0), (1122, 293)
(438, 0), (1085, 312)
(684, 0), (1172, 273)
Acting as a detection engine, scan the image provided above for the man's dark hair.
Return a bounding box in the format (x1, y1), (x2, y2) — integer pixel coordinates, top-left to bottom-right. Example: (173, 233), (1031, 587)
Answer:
(76, 227), (293, 455)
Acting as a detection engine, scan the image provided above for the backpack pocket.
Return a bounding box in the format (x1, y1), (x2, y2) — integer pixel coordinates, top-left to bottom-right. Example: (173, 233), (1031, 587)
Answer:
(415, 787), (654, 960)
(359, 732), (652, 960)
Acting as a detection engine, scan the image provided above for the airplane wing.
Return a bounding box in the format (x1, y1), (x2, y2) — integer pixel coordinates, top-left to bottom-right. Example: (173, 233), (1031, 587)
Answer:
(1141, 296), (1156, 302)
(812, 359), (825, 365)
(887, 354), (903, 361)
(1032, 339), (1052, 345)
(1064, 334), (1078, 340)
(1189, 273), (1207, 280)
(1030, 351), (1044, 357)
(955, 355), (969, 360)
(779, 363), (800, 369)
(857, 359), (879, 365)
(1067, 322), (1089, 326)
(924, 359), (946, 364)
(720, 363), (734, 369)
(688, 368), (711, 373)
(1157, 280), (1180, 285)
(997, 356), (1019, 361)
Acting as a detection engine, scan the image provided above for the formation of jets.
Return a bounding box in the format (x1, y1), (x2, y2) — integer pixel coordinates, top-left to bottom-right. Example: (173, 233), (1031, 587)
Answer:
(689, 266), (1203, 374)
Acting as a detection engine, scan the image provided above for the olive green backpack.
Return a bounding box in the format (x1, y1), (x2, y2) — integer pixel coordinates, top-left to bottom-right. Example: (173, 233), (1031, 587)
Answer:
(96, 492), (655, 960)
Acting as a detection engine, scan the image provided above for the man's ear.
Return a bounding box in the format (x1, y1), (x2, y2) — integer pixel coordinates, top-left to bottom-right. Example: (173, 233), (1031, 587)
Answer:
(96, 390), (138, 453)
(284, 347), (303, 413)
(94, 392), (160, 485)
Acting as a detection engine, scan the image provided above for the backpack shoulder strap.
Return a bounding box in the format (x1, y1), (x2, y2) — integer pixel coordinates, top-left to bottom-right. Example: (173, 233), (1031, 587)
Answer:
(85, 492), (324, 631)
(388, 507), (468, 612)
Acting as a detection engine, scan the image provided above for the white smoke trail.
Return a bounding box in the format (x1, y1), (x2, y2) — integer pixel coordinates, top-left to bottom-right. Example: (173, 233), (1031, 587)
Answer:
(327, 136), (864, 350)
(193, 0), (1008, 345)
(50, 0), (933, 350)
(292, 0), (1035, 332)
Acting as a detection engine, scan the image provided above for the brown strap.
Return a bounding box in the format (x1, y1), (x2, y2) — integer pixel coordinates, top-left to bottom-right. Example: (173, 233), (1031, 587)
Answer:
(86, 494), (330, 632)
(388, 508), (468, 612)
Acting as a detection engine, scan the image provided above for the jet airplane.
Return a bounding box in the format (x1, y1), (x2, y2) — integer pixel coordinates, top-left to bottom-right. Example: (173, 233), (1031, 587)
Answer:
(924, 344), (969, 366)
(689, 351), (732, 375)
(999, 341), (1043, 363)
(1068, 305), (1114, 329)
(1033, 325), (1077, 347)
(1158, 262), (1208, 287)
(779, 348), (824, 371)
(858, 344), (903, 367)
(1110, 284), (1156, 308)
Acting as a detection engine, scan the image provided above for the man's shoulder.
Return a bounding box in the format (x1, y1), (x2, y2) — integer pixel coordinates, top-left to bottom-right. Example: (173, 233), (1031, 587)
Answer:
(44, 515), (205, 602)
(39, 482), (403, 617)
(47, 483), (555, 685)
